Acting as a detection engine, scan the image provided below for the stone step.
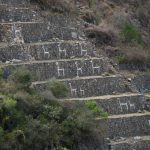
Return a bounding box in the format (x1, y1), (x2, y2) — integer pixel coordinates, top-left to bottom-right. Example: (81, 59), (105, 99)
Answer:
(0, 41), (96, 62)
(45, 15), (79, 28)
(0, 0), (29, 6)
(109, 135), (150, 150)
(2, 57), (112, 81)
(32, 75), (131, 98)
(98, 112), (150, 139)
(63, 93), (144, 115)
(0, 22), (86, 43)
(132, 74), (150, 93)
(145, 94), (150, 112)
(0, 5), (42, 23)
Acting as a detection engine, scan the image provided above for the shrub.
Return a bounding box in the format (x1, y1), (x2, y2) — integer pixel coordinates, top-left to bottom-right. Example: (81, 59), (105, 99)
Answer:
(0, 69), (3, 81)
(0, 127), (4, 149)
(11, 68), (31, 85)
(88, 0), (97, 8)
(121, 23), (143, 45)
(85, 101), (108, 119)
(33, 0), (76, 14)
(114, 55), (128, 64)
(113, 45), (150, 66)
(10, 68), (32, 92)
(48, 80), (68, 98)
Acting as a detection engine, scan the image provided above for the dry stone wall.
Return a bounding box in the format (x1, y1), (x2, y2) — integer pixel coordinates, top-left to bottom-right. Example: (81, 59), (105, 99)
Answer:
(0, 0), (150, 149)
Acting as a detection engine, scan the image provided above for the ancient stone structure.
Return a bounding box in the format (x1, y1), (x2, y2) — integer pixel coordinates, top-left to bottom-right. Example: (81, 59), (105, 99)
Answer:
(0, 0), (150, 149)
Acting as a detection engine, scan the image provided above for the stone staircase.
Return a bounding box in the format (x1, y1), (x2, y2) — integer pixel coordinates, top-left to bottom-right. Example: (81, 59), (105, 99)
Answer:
(0, 0), (150, 150)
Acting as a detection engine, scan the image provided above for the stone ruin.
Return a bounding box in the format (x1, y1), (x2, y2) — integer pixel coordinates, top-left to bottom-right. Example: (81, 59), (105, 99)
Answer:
(0, 0), (150, 149)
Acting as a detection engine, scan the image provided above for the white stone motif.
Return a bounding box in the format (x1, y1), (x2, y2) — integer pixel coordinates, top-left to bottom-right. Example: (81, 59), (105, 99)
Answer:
(128, 101), (135, 110)
(119, 101), (136, 112)
(80, 88), (85, 96)
(58, 43), (66, 57)
(91, 60), (100, 74)
(80, 43), (87, 56)
(12, 24), (24, 44)
(69, 83), (77, 96)
(56, 62), (65, 77)
(42, 46), (50, 58)
(75, 61), (82, 77)
(119, 101), (128, 112)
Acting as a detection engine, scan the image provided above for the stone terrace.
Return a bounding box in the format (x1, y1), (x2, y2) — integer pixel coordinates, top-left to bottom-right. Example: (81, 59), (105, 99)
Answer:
(0, 0), (150, 150)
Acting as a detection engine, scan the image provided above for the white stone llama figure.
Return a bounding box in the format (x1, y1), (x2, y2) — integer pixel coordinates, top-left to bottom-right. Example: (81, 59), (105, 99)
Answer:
(42, 46), (50, 59)
(90, 60), (100, 74)
(75, 61), (82, 77)
(119, 101), (128, 112)
(58, 43), (67, 57)
(56, 62), (65, 77)
(69, 83), (77, 96)
(80, 43), (87, 56)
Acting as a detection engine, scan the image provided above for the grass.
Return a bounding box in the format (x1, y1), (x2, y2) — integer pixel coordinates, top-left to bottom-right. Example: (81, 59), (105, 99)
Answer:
(48, 80), (68, 98)
(121, 23), (144, 45)
(33, 0), (77, 14)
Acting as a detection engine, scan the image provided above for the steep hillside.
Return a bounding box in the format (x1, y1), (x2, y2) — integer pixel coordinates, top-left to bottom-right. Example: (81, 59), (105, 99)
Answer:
(0, 0), (150, 150)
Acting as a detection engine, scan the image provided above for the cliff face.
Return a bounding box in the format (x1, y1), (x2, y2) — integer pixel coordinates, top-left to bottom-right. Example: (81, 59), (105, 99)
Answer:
(0, 0), (150, 150)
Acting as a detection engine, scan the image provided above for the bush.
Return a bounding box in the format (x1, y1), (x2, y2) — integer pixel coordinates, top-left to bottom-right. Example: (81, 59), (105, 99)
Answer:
(0, 69), (106, 149)
(85, 101), (108, 119)
(121, 23), (143, 45)
(11, 68), (31, 85)
(0, 69), (3, 81)
(113, 45), (150, 66)
(88, 0), (97, 8)
(0, 127), (4, 149)
(114, 55), (128, 64)
(10, 68), (32, 91)
(33, 0), (76, 14)
(48, 80), (68, 98)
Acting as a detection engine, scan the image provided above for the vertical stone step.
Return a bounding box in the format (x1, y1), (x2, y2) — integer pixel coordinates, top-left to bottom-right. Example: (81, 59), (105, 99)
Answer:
(2, 58), (111, 81)
(109, 136), (150, 150)
(0, 41), (96, 62)
(0, 23), (86, 43)
(104, 113), (150, 139)
(64, 94), (144, 115)
(33, 76), (130, 98)
(0, 6), (42, 22)
(0, 0), (29, 5)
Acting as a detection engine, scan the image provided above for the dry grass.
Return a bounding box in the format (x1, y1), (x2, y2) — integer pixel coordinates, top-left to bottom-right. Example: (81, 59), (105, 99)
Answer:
(114, 45), (150, 65)
(34, 0), (77, 14)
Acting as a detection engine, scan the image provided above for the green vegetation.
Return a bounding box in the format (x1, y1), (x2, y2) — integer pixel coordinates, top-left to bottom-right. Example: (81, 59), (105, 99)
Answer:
(0, 68), (108, 150)
(88, 0), (97, 8)
(114, 55), (128, 64)
(121, 23), (143, 45)
(85, 101), (108, 119)
(48, 80), (68, 98)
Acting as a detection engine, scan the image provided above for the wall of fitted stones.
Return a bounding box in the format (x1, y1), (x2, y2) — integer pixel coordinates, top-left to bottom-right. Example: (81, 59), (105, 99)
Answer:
(145, 95), (150, 111)
(111, 139), (150, 150)
(107, 115), (150, 139)
(89, 95), (144, 115)
(0, 23), (86, 43)
(132, 74), (150, 93)
(3, 58), (110, 80)
(0, 6), (41, 22)
(119, 63), (147, 71)
(33, 76), (130, 98)
(0, 41), (96, 62)
(0, 0), (29, 5)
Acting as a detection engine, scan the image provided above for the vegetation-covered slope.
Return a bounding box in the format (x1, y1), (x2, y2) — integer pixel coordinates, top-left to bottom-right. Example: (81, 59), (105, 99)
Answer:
(0, 68), (107, 150)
